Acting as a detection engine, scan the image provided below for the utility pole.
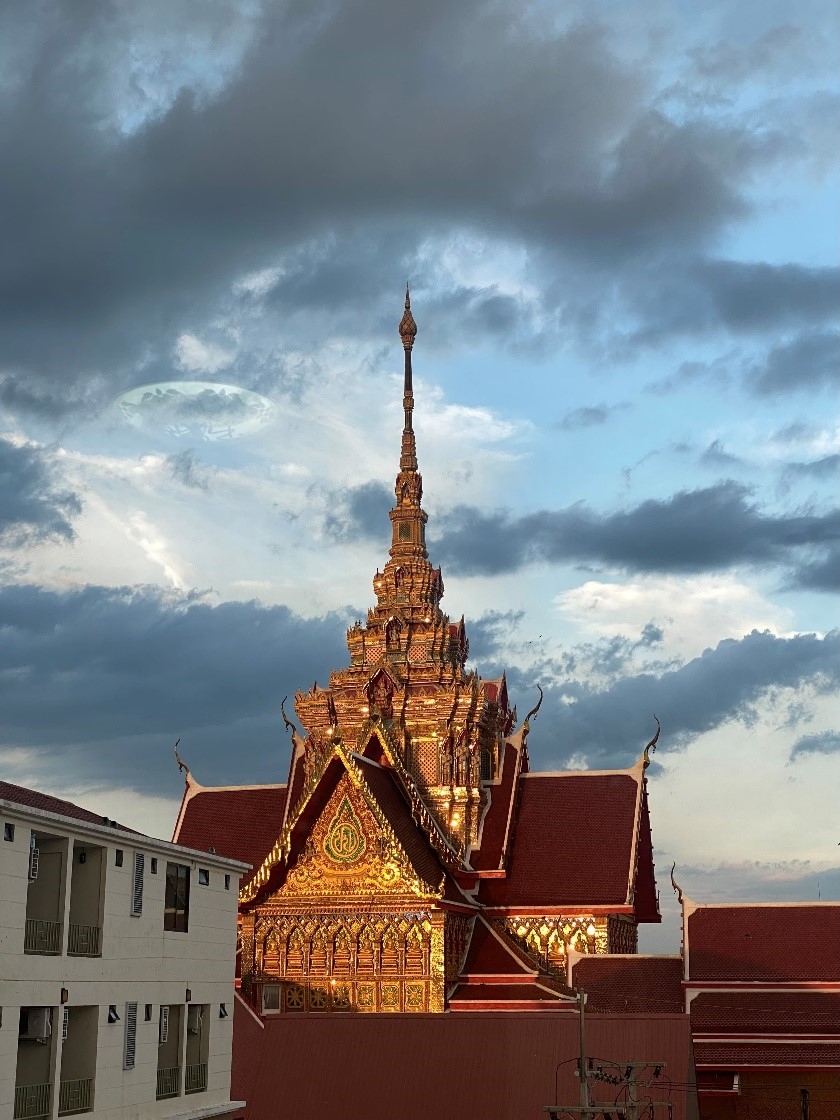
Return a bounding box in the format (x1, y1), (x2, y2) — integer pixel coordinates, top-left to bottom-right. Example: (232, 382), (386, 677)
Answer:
(577, 990), (589, 1111)
(545, 1055), (669, 1119)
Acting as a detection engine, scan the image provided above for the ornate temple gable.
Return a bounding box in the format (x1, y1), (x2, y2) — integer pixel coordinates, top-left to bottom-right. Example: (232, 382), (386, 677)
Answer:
(241, 737), (447, 905)
(275, 771), (437, 902)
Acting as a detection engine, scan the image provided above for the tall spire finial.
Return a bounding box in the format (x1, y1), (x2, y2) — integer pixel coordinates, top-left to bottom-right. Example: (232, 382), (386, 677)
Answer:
(399, 284), (417, 351)
(397, 287), (418, 473)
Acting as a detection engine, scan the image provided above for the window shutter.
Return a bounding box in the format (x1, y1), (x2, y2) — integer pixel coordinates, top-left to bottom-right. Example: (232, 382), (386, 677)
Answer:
(131, 852), (144, 916)
(159, 1005), (169, 1044)
(123, 1002), (138, 1070)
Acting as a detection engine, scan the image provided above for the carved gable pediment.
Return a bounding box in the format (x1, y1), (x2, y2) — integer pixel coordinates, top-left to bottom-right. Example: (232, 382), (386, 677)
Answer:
(273, 769), (439, 901)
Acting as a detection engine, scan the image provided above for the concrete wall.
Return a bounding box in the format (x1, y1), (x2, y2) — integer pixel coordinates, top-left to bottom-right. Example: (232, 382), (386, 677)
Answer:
(0, 799), (245, 1120)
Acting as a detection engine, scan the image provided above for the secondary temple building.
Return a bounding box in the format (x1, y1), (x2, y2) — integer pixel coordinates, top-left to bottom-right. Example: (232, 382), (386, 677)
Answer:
(174, 291), (661, 1017)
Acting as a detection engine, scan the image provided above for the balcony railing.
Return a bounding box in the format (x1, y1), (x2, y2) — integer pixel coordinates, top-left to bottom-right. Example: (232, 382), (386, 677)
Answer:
(13, 1083), (51, 1120)
(156, 1066), (181, 1100)
(24, 919), (61, 955)
(185, 1063), (208, 1094)
(67, 923), (101, 957)
(58, 1078), (93, 1116)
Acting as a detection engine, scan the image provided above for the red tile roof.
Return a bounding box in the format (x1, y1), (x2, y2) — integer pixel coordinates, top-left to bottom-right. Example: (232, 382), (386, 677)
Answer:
(572, 955), (684, 1014)
(460, 916), (536, 978)
(239, 1012), (698, 1120)
(694, 1042), (840, 1069)
(231, 993), (264, 1111)
(0, 781), (135, 831)
(690, 991), (840, 1036)
(479, 771), (640, 909)
(448, 983), (568, 1008)
(174, 783), (287, 869)
(687, 904), (840, 982)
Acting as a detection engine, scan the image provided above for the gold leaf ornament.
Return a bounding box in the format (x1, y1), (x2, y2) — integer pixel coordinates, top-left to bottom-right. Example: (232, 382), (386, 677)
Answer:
(324, 797), (367, 864)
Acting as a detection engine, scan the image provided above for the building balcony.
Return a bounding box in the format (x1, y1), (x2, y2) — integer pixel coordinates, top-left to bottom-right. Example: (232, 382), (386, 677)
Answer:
(156, 1066), (182, 1100)
(67, 923), (102, 957)
(58, 1078), (94, 1117)
(185, 1063), (208, 1095)
(13, 1083), (51, 1120)
(23, 918), (61, 955)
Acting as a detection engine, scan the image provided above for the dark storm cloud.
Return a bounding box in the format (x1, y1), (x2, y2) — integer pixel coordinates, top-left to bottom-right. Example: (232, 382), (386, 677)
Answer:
(0, 438), (81, 545)
(625, 260), (840, 348)
(0, 0), (829, 414)
(322, 480), (393, 543)
(431, 481), (840, 583)
(791, 546), (840, 592)
(0, 583), (348, 792)
(750, 330), (840, 395)
(778, 454), (839, 499)
(698, 261), (840, 333)
(519, 628), (840, 770)
(789, 729), (840, 761)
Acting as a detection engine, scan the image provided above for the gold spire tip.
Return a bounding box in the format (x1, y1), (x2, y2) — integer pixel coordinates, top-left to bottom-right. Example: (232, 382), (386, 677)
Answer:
(399, 287), (417, 348)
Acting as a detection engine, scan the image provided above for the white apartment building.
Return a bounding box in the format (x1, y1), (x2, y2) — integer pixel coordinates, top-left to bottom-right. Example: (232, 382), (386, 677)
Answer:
(0, 782), (250, 1120)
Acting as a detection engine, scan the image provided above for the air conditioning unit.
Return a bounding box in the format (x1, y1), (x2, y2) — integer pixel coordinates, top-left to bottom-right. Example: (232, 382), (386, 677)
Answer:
(21, 1008), (51, 1040)
(28, 846), (39, 881)
(187, 1005), (202, 1034)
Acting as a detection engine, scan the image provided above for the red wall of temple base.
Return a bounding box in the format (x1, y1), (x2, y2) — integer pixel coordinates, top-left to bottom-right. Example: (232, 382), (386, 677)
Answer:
(700, 1071), (839, 1120)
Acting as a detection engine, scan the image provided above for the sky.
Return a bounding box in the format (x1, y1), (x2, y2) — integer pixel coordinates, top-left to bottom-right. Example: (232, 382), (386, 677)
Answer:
(0, 0), (838, 951)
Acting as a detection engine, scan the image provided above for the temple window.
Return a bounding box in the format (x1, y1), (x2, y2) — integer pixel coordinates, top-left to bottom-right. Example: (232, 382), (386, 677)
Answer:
(399, 522), (411, 540)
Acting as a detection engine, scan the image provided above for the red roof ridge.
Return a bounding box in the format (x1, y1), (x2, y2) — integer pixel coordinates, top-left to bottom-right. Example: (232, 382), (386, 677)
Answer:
(625, 755), (652, 909)
(522, 759), (644, 780)
(689, 900), (840, 909)
(497, 729), (526, 869)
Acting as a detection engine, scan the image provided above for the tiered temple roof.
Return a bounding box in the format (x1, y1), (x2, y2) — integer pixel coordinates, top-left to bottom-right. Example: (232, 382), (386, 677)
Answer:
(173, 292), (662, 1016)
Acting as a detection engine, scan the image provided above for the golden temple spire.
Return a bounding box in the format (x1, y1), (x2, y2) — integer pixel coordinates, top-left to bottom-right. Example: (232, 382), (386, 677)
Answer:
(398, 285), (418, 472)
(385, 287), (429, 564)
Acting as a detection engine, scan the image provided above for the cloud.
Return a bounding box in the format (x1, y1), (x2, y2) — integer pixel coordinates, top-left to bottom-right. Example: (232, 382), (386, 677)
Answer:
(431, 481), (840, 584)
(554, 574), (791, 662)
(0, 437), (81, 545)
(0, 583), (349, 793)
(699, 439), (743, 467)
(789, 729), (840, 761)
(556, 402), (630, 430)
(322, 479), (393, 543)
(165, 449), (211, 491)
(518, 628), (840, 770)
(0, 0), (833, 415)
(750, 330), (840, 395)
(174, 332), (235, 374)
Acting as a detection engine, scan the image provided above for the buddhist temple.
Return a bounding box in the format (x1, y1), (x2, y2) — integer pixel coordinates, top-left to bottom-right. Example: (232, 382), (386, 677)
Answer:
(173, 290), (662, 1018)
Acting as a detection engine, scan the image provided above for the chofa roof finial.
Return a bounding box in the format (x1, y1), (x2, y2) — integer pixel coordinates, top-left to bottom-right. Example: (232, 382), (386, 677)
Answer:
(643, 714), (661, 768)
(174, 737), (189, 779)
(522, 683), (543, 735)
(670, 862), (683, 905)
(280, 696), (299, 738)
